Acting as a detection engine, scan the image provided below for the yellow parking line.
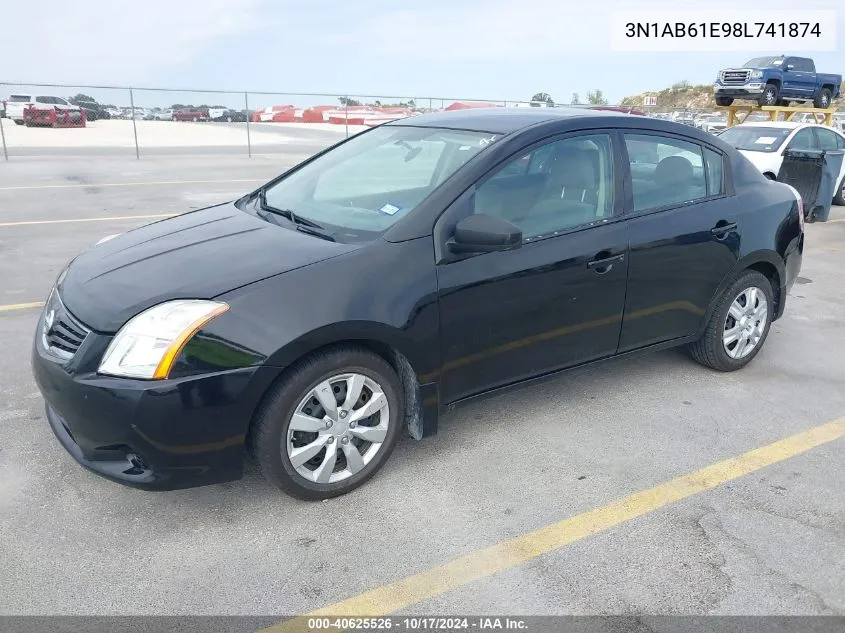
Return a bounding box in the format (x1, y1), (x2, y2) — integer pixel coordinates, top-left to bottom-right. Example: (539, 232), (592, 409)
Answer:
(263, 417), (845, 631)
(0, 301), (44, 312)
(0, 179), (264, 192)
(0, 214), (177, 227)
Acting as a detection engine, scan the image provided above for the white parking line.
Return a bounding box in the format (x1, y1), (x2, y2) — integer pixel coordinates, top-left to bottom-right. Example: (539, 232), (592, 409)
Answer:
(0, 214), (178, 228)
(0, 178), (264, 192)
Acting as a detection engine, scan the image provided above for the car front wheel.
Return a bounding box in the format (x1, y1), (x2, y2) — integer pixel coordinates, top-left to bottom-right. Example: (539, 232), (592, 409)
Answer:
(250, 346), (404, 500)
(688, 270), (774, 372)
(759, 83), (779, 107)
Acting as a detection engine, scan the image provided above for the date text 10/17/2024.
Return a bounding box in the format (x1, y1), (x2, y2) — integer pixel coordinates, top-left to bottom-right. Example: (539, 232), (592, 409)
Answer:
(624, 22), (822, 39)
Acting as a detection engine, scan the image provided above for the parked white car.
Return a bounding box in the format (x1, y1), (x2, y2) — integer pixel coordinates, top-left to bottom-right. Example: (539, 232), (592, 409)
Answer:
(3, 94), (81, 124)
(719, 121), (845, 205)
(699, 114), (728, 134)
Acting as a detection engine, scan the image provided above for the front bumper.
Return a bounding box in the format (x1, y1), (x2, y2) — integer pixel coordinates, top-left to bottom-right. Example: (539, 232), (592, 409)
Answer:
(714, 83), (764, 97)
(31, 310), (271, 491)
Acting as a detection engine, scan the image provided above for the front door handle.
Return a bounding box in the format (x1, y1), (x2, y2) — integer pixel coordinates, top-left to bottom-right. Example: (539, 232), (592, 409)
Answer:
(587, 253), (625, 274)
(711, 222), (738, 239)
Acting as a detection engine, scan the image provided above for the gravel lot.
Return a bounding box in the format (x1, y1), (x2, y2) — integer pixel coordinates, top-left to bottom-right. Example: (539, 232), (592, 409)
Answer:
(0, 151), (844, 619)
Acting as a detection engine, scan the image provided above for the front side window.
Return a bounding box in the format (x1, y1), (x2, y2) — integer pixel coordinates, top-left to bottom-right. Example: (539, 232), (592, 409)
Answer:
(624, 134), (707, 212)
(816, 129), (840, 151)
(263, 126), (496, 240)
(471, 134), (614, 240)
(788, 128), (818, 151)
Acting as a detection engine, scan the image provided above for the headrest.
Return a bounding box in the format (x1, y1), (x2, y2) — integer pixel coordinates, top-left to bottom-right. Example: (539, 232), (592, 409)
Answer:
(653, 155), (693, 187)
(548, 148), (596, 189)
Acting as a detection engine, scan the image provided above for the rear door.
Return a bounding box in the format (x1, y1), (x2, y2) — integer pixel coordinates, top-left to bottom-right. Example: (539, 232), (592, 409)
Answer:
(618, 131), (740, 352)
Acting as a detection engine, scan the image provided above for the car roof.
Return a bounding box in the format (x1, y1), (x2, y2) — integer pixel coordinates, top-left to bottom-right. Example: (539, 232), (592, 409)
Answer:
(386, 107), (631, 134)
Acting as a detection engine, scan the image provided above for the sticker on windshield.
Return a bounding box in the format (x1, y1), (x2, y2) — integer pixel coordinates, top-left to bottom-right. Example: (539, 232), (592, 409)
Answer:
(458, 145), (472, 151)
(479, 135), (498, 147)
(755, 136), (778, 144)
(379, 203), (401, 215)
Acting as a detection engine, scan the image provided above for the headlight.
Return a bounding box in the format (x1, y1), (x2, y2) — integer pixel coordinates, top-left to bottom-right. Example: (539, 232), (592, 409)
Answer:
(99, 300), (229, 379)
(750, 70), (763, 79)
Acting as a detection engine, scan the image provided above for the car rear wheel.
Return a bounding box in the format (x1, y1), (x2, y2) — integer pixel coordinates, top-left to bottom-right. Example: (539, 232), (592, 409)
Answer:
(759, 83), (779, 107)
(250, 346), (404, 500)
(688, 270), (774, 372)
(814, 88), (832, 109)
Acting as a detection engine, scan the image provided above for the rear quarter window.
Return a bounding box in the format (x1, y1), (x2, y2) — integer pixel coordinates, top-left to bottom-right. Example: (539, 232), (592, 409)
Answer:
(9, 95), (32, 102)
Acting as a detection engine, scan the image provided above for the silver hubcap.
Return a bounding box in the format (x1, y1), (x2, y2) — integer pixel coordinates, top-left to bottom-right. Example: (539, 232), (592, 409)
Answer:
(286, 373), (390, 484)
(723, 287), (768, 360)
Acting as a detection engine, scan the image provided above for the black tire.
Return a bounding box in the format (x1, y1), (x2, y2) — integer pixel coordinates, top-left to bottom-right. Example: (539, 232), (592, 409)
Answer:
(834, 175), (845, 206)
(813, 88), (832, 109)
(763, 172), (777, 181)
(715, 96), (733, 107)
(759, 83), (779, 107)
(14, 119), (24, 126)
(249, 346), (404, 500)
(688, 270), (774, 372)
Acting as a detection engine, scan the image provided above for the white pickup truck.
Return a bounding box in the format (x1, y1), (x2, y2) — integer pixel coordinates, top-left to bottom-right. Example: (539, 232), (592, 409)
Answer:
(3, 94), (81, 124)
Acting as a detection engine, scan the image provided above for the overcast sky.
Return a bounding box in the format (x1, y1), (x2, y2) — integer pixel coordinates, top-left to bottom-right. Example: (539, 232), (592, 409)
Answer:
(1, 0), (842, 108)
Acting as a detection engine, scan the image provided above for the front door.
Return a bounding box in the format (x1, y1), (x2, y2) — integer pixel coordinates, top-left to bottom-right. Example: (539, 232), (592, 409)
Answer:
(435, 132), (629, 403)
(618, 131), (742, 352)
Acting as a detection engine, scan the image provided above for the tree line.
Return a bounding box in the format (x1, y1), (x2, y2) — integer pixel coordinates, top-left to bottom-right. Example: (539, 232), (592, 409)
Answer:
(530, 90), (609, 106)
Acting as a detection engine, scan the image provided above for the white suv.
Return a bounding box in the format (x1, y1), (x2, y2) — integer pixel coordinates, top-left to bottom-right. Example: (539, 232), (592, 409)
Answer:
(3, 94), (81, 124)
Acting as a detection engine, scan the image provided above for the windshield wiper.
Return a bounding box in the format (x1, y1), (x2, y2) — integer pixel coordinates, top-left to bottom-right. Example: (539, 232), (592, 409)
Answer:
(294, 224), (337, 242)
(257, 190), (325, 229)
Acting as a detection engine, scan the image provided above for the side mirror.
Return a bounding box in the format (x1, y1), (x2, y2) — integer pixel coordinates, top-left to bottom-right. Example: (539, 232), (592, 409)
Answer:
(448, 214), (522, 254)
(786, 64), (795, 70)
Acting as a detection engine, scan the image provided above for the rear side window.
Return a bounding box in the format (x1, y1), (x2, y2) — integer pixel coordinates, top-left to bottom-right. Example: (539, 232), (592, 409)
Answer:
(9, 95), (32, 102)
(704, 148), (725, 195)
(624, 134), (708, 212)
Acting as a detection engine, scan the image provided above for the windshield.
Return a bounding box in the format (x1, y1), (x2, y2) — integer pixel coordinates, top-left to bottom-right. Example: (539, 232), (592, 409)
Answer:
(743, 56), (783, 68)
(262, 125), (497, 241)
(718, 126), (792, 152)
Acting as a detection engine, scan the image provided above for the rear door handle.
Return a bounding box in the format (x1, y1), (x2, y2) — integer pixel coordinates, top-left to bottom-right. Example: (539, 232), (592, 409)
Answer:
(587, 253), (625, 273)
(711, 222), (738, 237)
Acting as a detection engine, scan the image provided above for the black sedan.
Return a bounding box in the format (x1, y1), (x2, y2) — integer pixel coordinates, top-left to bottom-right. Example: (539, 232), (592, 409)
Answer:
(32, 108), (804, 500)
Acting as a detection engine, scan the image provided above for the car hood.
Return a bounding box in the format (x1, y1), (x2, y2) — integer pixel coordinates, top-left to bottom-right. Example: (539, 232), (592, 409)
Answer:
(59, 202), (357, 332)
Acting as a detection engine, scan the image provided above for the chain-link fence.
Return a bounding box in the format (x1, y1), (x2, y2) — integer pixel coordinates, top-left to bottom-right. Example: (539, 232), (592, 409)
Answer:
(4, 82), (840, 160)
